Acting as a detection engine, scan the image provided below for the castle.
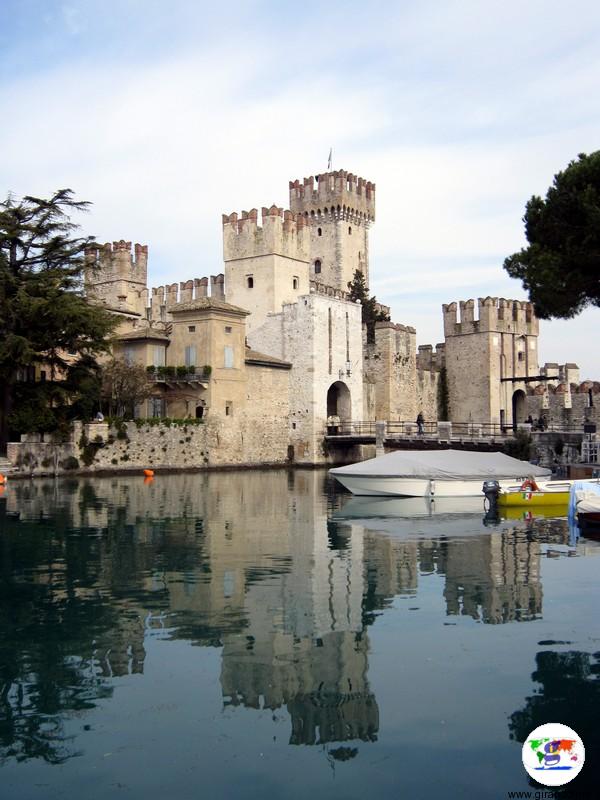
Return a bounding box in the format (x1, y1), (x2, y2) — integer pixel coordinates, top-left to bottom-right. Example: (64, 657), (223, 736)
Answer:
(84, 166), (596, 465)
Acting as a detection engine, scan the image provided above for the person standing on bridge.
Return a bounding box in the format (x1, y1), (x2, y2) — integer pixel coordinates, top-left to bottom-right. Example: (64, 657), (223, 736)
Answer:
(416, 411), (425, 436)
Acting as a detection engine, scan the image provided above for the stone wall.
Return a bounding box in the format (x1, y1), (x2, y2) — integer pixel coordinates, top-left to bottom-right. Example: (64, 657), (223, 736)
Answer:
(416, 369), (440, 422)
(249, 292), (363, 463)
(525, 391), (600, 429)
(7, 380), (292, 477)
(363, 322), (417, 421)
(443, 297), (540, 425)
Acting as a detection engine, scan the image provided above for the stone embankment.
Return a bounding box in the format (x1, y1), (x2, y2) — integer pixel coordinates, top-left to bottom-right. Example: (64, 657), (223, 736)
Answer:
(6, 416), (295, 478)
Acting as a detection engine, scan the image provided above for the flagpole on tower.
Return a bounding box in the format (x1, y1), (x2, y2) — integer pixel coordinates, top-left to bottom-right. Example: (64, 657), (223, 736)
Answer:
(327, 147), (332, 172)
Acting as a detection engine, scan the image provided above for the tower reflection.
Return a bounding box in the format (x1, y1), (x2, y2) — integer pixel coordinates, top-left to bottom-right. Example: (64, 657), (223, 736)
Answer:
(0, 471), (587, 763)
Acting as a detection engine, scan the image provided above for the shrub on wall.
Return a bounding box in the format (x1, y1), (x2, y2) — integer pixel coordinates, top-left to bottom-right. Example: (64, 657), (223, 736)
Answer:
(503, 430), (533, 462)
(437, 367), (450, 421)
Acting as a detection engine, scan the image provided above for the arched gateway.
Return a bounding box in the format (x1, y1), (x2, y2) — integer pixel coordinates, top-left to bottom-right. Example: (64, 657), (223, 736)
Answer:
(512, 389), (526, 430)
(327, 381), (351, 420)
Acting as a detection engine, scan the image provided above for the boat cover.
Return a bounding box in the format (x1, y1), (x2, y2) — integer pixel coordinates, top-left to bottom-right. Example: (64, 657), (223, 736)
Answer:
(568, 481), (600, 521)
(329, 449), (551, 481)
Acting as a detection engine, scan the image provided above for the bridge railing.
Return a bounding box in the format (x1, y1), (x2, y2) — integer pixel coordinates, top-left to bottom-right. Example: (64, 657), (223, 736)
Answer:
(326, 420), (594, 439)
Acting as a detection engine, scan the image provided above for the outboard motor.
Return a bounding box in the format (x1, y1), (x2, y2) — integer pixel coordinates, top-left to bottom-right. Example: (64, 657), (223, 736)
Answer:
(482, 479), (500, 524)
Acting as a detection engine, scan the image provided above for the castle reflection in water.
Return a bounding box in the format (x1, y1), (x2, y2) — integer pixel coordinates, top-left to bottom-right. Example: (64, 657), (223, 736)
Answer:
(0, 470), (587, 754)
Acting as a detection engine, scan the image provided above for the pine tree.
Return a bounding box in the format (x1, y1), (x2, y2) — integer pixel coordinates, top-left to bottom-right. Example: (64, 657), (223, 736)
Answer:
(347, 269), (390, 343)
(504, 150), (600, 318)
(0, 190), (117, 450)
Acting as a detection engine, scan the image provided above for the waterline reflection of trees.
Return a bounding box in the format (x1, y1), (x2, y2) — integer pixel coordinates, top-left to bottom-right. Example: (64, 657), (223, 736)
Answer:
(0, 472), (584, 764)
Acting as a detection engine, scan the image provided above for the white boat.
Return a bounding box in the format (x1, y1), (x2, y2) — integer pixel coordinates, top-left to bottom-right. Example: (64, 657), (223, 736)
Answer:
(568, 481), (600, 532)
(329, 449), (551, 497)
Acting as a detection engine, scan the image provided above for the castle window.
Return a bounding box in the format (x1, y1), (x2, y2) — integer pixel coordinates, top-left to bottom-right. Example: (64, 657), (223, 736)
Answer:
(224, 345), (234, 369)
(293, 277), (299, 290)
(185, 345), (197, 367)
(518, 351), (525, 362)
(348, 226), (352, 235)
(314, 259), (322, 274)
(317, 227), (322, 236)
(225, 326), (232, 334)
(188, 325), (195, 333)
(247, 276), (254, 289)
(225, 401), (233, 416)
(40, 370), (46, 381)
(149, 397), (165, 418)
(153, 346), (165, 367)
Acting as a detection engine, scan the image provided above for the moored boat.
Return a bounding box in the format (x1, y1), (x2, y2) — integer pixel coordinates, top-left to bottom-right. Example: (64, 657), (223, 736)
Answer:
(569, 480), (600, 532)
(496, 480), (573, 508)
(329, 449), (551, 497)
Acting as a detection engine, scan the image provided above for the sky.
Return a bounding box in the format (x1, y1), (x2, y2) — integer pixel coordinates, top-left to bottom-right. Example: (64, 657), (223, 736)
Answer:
(1, 0), (599, 378)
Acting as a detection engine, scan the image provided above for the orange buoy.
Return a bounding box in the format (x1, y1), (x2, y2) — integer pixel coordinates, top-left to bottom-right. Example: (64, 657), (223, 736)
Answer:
(0, 473), (6, 485)
(143, 469), (154, 478)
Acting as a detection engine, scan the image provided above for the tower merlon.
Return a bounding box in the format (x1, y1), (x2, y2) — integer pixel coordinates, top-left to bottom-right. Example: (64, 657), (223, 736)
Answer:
(444, 297), (538, 336)
(222, 206), (311, 263)
(84, 239), (148, 285)
(289, 169), (375, 222)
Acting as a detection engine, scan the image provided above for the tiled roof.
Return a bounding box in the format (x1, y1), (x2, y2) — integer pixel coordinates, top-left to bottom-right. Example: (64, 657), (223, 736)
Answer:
(115, 328), (170, 342)
(245, 349), (292, 369)
(170, 298), (249, 315)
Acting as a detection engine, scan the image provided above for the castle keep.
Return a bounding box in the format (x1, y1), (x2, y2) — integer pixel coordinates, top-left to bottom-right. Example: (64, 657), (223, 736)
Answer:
(81, 166), (591, 468)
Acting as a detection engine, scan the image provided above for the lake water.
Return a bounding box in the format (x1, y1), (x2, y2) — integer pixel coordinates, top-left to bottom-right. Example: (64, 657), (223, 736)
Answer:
(1, 470), (598, 799)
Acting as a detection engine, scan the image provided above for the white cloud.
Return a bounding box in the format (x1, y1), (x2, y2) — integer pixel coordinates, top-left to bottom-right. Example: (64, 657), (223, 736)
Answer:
(2, 0), (599, 378)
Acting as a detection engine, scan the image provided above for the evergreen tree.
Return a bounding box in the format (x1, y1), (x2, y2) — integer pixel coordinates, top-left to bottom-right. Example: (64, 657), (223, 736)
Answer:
(347, 270), (390, 343)
(504, 150), (600, 318)
(0, 190), (117, 450)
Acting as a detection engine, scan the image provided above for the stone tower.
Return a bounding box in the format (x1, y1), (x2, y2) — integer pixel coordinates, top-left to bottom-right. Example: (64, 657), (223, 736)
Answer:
(443, 297), (539, 426)
(289, 170), (375, 292)
(222, 206), (311, 334)
(84, 240), (148, 318)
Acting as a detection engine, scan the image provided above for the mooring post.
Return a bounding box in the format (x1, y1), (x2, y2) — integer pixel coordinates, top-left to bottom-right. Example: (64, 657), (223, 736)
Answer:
(376, 420), (386, 457)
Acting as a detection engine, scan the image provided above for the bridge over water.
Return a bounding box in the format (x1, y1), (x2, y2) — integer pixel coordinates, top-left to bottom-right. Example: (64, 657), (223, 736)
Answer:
(325, 420), (598, 460)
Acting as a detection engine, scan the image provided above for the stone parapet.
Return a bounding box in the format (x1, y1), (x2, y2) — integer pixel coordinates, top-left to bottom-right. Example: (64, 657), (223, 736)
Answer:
(222, 206), (311, 262)
(149, 274), (225, 319)
(289, 170), (375, 222)
(443, 297), (538, 337)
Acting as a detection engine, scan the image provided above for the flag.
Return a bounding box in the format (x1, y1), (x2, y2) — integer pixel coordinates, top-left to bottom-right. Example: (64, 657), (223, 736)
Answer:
(327, 148), (332, 171)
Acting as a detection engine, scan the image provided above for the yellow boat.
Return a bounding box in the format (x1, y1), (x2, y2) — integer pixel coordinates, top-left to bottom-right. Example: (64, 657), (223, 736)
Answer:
(501, 505), (568, 520)
(497, 480), (572, 508)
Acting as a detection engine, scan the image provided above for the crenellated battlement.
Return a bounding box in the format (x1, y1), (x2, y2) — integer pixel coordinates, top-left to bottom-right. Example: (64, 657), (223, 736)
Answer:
(308, 279), (390, 316)
(85, 240), (148, 284)
(288, 170), (375, 222)
(308, 281), (390, 317)
(84, 239), (148, 315)
(148, 275), (225, 320)
(442, 297), (539, 337)
(416, 343), (446, 372)
(222, 205), (311, 263)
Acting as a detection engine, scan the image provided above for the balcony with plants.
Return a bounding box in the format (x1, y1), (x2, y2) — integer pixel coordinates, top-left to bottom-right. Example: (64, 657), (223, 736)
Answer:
(146, 365), (212, 383)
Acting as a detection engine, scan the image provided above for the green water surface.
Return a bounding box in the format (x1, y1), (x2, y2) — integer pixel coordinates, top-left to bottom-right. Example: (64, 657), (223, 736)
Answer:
(0, 470), (598, 799)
